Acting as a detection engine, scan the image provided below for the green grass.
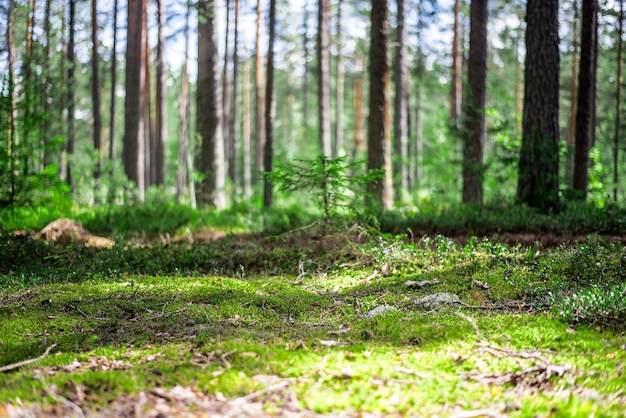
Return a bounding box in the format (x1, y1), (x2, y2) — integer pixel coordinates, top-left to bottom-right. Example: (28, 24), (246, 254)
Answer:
(1, 230), (625, 416)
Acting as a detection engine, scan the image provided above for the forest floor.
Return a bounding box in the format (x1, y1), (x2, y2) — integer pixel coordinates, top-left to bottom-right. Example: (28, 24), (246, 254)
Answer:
(1, 220), (626, 417)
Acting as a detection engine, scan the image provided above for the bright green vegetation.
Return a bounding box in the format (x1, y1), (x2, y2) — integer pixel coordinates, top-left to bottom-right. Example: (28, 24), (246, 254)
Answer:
(1, 214), (625, 416)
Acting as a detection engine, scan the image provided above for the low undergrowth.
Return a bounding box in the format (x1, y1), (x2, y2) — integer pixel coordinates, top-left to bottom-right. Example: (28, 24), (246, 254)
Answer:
(1, 231), (625, 416)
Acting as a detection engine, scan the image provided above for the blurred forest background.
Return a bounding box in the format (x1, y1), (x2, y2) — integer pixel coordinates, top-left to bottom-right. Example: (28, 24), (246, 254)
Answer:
(0, 0), (620, 215)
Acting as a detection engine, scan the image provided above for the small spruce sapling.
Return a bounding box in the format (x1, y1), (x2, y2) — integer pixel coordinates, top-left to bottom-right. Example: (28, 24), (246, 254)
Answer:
(264, 155), (383, 233)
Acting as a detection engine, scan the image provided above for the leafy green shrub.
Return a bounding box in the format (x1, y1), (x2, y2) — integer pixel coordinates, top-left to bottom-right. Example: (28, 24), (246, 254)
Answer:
(553, 284), (626, 327)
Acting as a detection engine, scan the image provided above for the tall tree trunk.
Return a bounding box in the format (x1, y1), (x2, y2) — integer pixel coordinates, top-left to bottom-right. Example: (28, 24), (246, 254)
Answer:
(517, 0), (560, 212)
(243, 48), (252, 198)
(573, 0), (598, 199)
(566, 0), (579, 185)
(614, 0), (624, 201)
(7, 0), (18, 204)
(264, 0), (276, 208)
(155, 0), (166, 186)
(223, 0), (232, 178)
(177, 1), (195, 207)
(333, 0), (344, 158)
(108, 0), (118, 203)
(411, 6), (425, 191)
(91, 0), (103, 199)
(514, 32), (523, 137)
(23, 0), (36, 175)
(67, 0), (76, 191)
(302, 0), (310, 139)
(462, 0), (487, 204)
(196, 0), (226, 208)
(367, 0), (392, 210)
(317, 0), (332, 157)
(351, 52), (365, 162)
(393, 0), (409, 199)
(254, 0), (265, 185)
(123, 0), (146, 200)
(228, 0), (240, 194)
(450, 0), (463, 127)
(41, 0), (52, 171)
(144, 19), (154, 189)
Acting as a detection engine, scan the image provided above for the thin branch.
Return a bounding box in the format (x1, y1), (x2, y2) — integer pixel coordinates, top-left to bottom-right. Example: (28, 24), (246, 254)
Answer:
(0, 343), (58, 373)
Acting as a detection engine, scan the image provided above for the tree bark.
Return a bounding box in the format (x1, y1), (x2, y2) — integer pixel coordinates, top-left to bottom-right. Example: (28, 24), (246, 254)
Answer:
(108, 0), (118, 203)
(614, 0), (624, 201)
(367, 0), (393, 210)
(228, 0), (240, 194)
(254, 0), (265, 185)
(517, 0), (560, 212)
(264, 0), (276, 208)
(450, 0), (463, 127)
(393, 0), (409, 199)
(462, 0), (487, 204)
(566, 0), (579, 184)
(243, 47), (252, 198)
(573, 0), (598, 199)
(333, 0), (344, 159)
(155, 0), (166, 186)
(67, 0), (76, 191)
(196, 0), (226, 208)
(91, 0), (103, 198)
(317, 0), (332, 157)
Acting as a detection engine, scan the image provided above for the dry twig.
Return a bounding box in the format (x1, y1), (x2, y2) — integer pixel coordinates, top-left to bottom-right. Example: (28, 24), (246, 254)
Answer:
(0, 343), (58, 373)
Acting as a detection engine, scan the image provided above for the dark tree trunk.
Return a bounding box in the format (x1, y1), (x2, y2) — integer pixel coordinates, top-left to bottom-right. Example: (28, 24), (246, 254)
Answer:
(367, 0), (392, 210)
(108, 0), (118, 203)
(316, 0), (332, 157)
(393, 0), (409, 199)
(573, 0), (598, 199)
(228, 0), (240, 194)
(91, 0), (102, 197)
(450, 0), (462, 127)
(614, 0), (624, 201)
(264, 0), (276, 208)
(67, 0), (76, 191)
(517, 0), (560, 212)
(566, 0), (579, 184)
(333, 0), (344, 159)
(196, 0), (226, 208)
(254, 0), (265, 185)
(155, 0), (166, 186)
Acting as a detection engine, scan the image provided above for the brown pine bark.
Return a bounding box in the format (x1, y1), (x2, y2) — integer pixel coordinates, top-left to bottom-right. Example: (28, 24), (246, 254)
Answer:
(573, 0), (598, 199)
(243, 48), (252, 198)
(367, 0), (393, 210)
(196, 0), (226, 208)
(228, 0), (240, 193)
(67, 0), (76, 190)
(155, 0), (166, 186)
(333, 0), (344, 159)
(7, 0), (18, 204)
(264, 0), (277, 208)
(450, 0), (462, 127)
(108, 0), (118, 203)
(566, 0), (579, 184)
(122, 0), (146, 200)
(614, 0), (624, 201)
(317, 0), (332, 157)
(91, 0), (103, 195)
(254, 0), (265, 185)
(393, 0), (409, 198)
(517, 0), (560, 212)
(350, 52), (365, 162)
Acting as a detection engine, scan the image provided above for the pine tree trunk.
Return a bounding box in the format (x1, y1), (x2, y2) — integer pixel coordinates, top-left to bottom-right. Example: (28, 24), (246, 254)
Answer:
(302, 0), (310, 139)
(264, 0), (276, 208)
(243, 48), (252, 198)
(566, 0), (579, 185)
(155, 0), (166, 186)
(462, 0), (487, 205)
(393, 0), (409, 199)
(108, 0), (118, 203)
(196, 0), (225, 208)
(367, 0), (392, 210)
(67, 0), (76, 191)
(317, 0), (332, 157)
(228, 0), (240, 194)
(333, 0), (344, 158)
(450, 0), (462, 127)
(351, 53), (365, 162)
(517, 0), (560, 212)
(573, 0), (598, 199)
(91, 0), (102, 198)
(614, 0), (624, 201)
(7, 0), (18, 204)
(254, 0), (265, 185)
(123, 0), (146, 200)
